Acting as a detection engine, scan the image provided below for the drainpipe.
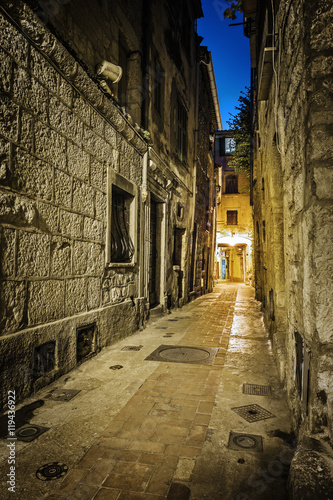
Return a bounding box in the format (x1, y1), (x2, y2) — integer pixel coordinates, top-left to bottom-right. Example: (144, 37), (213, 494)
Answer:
(200, 56), (222, 131)
(142, 150), (148, 203)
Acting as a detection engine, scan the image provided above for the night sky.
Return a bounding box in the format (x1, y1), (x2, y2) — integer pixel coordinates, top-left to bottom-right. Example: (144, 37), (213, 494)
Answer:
(197, 0), (250, 130)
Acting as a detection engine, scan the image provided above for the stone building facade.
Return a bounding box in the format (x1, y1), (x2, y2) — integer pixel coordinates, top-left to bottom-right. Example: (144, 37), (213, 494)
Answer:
(191, 46), (221, 295)
(243, 0), (333, 494)
(0, 0), (220, 408)
(215, 130), (252, 282)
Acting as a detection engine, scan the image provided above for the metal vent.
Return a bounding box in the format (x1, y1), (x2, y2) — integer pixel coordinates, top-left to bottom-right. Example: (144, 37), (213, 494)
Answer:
(243, 384), (272, 396)
(77, 323), (96, 362)
(33, 342), (55, 378)
(231, 404), (275, 423)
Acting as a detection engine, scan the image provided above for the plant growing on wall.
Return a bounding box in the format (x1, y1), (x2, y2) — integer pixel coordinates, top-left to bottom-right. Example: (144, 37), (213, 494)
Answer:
(227, 86), (251, 180)
(223, 1), (243, 20)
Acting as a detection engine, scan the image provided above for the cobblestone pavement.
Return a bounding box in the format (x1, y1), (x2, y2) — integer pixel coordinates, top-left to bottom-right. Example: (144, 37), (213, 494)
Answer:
(0, 284), (293, 499)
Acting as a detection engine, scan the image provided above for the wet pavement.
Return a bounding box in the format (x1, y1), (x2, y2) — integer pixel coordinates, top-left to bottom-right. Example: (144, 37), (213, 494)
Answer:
(0, 283), (294, 499)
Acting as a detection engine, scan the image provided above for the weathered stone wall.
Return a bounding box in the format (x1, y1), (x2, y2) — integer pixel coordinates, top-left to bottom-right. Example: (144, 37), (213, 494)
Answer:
(253, 0), (333, 449)
(0, 2), (147, 408)
(193, 59), (216, 294)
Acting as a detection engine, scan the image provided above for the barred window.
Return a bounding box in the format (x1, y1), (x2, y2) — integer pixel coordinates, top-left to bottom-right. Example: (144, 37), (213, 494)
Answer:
(107, 171), (137, 266)
(111, 186), (134, 263)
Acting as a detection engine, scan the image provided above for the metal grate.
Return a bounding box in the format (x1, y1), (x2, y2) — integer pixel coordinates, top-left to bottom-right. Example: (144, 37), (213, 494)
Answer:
(228, 432), (263, 452)
(243, 384), (272, 396)
(36, 462), (68, 481)
(121, 345), (143, 351)
(231, 404), (275, 423)
(48, 389), (81, 402)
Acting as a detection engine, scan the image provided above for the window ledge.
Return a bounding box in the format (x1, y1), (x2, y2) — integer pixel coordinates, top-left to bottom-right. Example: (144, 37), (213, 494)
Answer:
(107, 262), (136, 268)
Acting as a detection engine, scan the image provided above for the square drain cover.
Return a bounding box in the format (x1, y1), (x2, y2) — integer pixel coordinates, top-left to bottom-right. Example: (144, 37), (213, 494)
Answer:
(48, 389), (81, 401)
(15, 424), (49, 442)
(121, 345), (143, 351)
(231, 404), (275, 422)
(145, 345), (219, 365)
(243, 384), (272, 396)
(228, 432), (263, 452)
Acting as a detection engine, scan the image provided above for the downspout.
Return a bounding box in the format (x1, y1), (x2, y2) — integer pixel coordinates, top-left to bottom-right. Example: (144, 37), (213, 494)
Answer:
(200, 56), (222, 131)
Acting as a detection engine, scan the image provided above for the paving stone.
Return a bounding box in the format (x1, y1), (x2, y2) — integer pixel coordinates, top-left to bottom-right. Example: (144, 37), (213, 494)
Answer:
(103, 472), (148, 491)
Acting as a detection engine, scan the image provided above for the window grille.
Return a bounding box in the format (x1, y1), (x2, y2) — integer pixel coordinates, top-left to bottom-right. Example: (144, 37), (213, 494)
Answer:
(111, 189), (134, 263)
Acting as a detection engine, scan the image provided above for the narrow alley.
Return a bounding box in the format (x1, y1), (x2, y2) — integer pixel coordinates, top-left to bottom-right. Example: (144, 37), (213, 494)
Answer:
(0, 283), (293, 500)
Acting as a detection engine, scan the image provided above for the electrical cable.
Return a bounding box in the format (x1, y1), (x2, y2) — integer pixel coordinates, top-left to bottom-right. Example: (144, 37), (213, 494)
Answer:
(271, 0), (282, 154)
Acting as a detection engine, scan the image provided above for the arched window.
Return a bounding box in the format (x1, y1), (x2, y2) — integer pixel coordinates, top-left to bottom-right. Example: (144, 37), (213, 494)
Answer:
(225, 174), (238, 194)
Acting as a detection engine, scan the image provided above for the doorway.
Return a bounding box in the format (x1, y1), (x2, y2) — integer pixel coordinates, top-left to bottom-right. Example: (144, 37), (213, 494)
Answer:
(149, 199), (158, 307)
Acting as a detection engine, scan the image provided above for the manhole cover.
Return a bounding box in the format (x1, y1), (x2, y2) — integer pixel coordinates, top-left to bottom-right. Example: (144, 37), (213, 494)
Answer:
(15, 425), (49, 442)
(243, 384), (272, 396)
(145, 345), (219, 365)
(109, 365), (123, 370)
(231, 404), (275, 422)
(36, 462), (68, 481)
(121, 345), (143, 351)
(48, 389), (81, 401)
(228, 432), (263, 452)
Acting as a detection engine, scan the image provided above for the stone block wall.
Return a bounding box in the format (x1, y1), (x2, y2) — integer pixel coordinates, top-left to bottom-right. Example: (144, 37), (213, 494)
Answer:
(0, 2), (147, 408)
(253, 0), (333, 444)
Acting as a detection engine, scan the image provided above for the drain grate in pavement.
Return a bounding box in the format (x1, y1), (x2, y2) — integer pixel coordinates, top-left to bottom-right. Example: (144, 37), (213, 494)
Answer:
(15, 424), (49, 442)
(243, 384), (272, 396)
(121, 345), (143, 351)
(48, 389), (81, 401)
(231, 404), (275, 423)
(228, 432), (263, 452)
(145, 345), (218, 365)
(167, 319), (178, 322)
(36, 462), (68, 481)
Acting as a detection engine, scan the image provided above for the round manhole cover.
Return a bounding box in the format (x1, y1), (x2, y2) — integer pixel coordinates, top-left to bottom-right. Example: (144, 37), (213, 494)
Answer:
(17, 426), (40, 438)
(36, 462), (68, 481)
(233, 435), (258, 449)
(159, 347), (210, 362)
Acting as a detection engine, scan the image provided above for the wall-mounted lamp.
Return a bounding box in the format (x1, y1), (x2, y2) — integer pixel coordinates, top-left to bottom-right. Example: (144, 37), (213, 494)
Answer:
(96, 60), (122, 83)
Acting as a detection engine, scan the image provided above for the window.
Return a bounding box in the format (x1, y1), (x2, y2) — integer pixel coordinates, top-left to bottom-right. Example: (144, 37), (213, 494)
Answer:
(118, 41), (128, 107)
(225, 174), (238, 194)
(153, 59), (164, 116)
(225, 137), (236, 154)
(216, 136), (236, 156)
(227, 210), (238, 225)
(108, 171), (137, 266)
(173, 227), (185, 266)
(111, 187), (134, 263)
(177, 99), (187, 163)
